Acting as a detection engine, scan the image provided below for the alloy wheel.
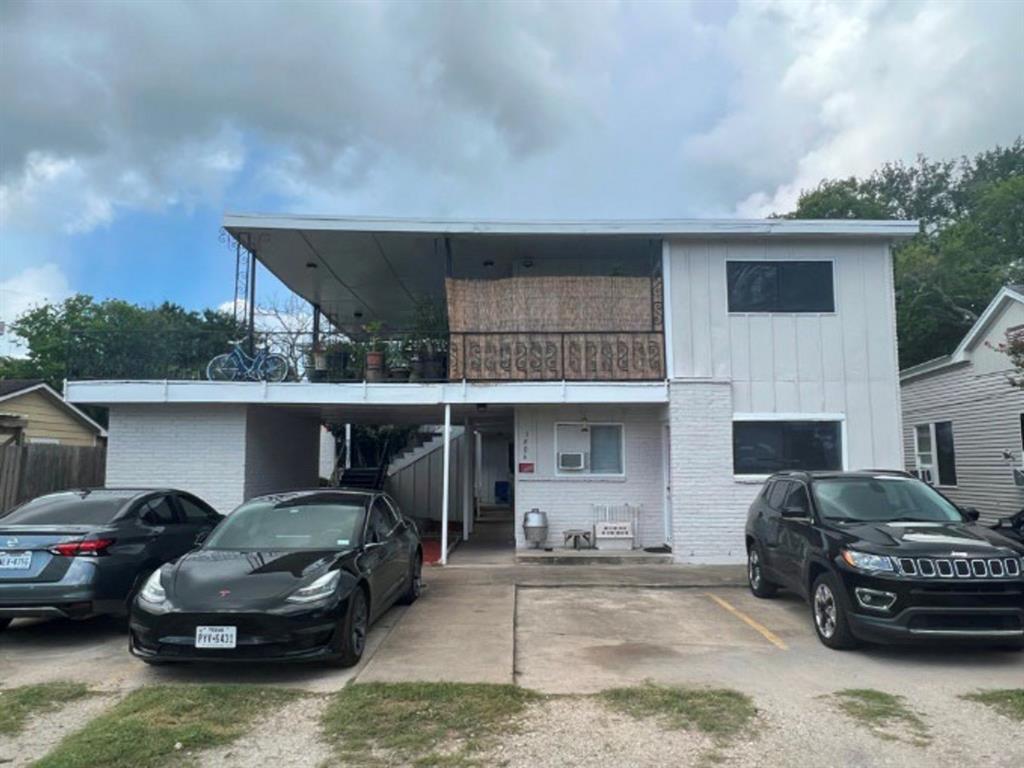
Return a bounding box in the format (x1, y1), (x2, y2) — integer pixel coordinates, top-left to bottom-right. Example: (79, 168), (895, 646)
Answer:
(411, 557), (423, 598)
(351, 592), (368, 656)
(748, 549), (762, 590)
(814, 583), (838, 639)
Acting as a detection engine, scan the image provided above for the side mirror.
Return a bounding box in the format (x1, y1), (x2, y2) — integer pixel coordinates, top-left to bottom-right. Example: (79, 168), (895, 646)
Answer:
(781, 504), (810, 519)
(961, 507), (980, 522)
(194, 530), (209, 545)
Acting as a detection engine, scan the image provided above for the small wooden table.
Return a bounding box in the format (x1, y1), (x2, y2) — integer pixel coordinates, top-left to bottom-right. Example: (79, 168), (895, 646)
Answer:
(563, 529), (593, 550)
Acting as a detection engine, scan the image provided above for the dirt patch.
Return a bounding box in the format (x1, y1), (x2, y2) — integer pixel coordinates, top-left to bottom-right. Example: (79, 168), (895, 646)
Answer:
(0, 693), (117, 768)
(199, 696), (332, 768)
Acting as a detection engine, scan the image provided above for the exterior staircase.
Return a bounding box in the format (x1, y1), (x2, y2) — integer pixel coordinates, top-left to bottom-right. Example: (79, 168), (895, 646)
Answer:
(387, 426), (465, 477)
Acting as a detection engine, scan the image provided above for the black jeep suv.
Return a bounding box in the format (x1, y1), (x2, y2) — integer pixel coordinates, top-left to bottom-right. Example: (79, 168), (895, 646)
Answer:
(745, 471), (1024, 650)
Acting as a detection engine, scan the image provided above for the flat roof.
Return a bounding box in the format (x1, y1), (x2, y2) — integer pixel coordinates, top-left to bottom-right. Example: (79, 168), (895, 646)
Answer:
(222, 214), (919, 331)
(224, 213), (920, 238)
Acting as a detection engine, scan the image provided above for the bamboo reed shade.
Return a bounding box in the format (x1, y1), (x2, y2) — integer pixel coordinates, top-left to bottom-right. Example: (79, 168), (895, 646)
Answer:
(445, 276), (656, 333)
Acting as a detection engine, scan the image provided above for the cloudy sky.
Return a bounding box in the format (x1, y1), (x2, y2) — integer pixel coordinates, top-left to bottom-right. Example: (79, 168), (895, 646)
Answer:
(1, 0), (1022, 336)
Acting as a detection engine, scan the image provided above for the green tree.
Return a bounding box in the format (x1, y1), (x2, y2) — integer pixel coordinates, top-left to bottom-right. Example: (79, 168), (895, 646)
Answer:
(0, 295), (245, 387)
(786, 138), (1024, 367)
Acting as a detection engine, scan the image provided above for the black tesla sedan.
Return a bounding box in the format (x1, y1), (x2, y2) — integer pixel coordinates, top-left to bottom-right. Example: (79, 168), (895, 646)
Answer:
(745, 471), (1024, 650)
(0, 488), (222, 629)
(129, 489), (422, 667)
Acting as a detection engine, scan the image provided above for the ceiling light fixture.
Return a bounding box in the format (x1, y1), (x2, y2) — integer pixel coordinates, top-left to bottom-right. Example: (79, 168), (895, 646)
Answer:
(483, 259), (495, 268)
(305, 261), (318, 269)
(353, 311), (364, 318)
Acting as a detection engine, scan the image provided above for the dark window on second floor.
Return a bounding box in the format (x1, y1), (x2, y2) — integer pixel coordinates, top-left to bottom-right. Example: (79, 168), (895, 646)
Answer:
(733, 420), (842, 475)
(727, 261), (835, 313)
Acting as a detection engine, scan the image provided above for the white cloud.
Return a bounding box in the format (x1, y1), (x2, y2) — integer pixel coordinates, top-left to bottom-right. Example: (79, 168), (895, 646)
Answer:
(0, 0), (1020, 231)
(687, 0), (1024, 216)
(0, 263), (72, 356)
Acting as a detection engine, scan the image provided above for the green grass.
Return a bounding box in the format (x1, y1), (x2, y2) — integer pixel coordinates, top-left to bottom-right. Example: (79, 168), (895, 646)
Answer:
(0, 682), (92, 736)
(961, 689), (1024, 722)
(34, 684), (300, 768)
(831, 689), (929, 745)
(599, 684), (757, 740)
(321, 682), (540, 767)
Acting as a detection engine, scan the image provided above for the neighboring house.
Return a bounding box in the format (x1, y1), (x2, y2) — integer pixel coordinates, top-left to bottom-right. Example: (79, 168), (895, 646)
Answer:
(65, 216), (916, 564)
(900, 286), (1024, 523)
(0, 379), (106, 447)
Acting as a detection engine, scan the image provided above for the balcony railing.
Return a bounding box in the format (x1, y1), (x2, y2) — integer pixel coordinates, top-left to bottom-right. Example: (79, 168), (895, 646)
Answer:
(64, 327), (665, 383)
(449, 331), (665, 381)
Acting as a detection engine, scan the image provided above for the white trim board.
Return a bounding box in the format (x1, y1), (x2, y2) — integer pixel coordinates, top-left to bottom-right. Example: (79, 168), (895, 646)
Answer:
(224, 213), (920, 239)
(65, 380), (671, 407)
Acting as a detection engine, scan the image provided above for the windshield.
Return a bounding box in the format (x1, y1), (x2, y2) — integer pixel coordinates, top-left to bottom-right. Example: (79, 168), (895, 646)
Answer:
(204, 497), (366, 551)
(812, 476), (964, 523)
(2, 492), (130, 526)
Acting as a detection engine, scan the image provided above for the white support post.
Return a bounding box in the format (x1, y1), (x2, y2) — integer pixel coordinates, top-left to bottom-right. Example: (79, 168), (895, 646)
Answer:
(462, 417), (472, 540)
(344, 423), (351, 469)
(440, 404), (451, 565)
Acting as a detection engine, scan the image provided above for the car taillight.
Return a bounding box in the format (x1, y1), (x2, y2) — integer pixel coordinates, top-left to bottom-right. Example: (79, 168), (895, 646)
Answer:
(50, 538), (115, 557)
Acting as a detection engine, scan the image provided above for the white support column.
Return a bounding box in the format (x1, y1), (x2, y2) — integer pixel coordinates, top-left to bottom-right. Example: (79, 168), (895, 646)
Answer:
(440, 404), (452, 565)
(462, 417), (472, 540)
(344, 423), (352, 469)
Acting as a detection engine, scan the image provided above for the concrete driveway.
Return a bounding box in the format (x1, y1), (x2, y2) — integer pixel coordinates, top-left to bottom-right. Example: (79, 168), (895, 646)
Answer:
(0, 606), (406, 693)
(515, 584), (1023, 698)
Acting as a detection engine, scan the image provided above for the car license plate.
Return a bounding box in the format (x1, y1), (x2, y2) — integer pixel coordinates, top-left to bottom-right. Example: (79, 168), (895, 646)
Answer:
(195, 625), (237, 649)
(0, 551), (31, 570)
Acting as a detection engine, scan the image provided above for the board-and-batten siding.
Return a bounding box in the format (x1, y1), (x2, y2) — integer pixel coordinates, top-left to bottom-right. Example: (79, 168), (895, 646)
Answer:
(667, 238), (903, 470)
(902, 366), (1024, 523)
(2, 390), (98, 446)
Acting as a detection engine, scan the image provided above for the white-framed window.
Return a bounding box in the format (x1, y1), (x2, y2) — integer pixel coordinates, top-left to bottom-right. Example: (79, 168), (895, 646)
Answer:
(732, 415), (844, 476)
(726, 260), (835, 313)
(554, 422), (624, 476)
(914, 422), (957, 487)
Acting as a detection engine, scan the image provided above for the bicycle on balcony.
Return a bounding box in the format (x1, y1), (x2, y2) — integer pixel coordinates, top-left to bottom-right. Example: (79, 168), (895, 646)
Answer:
(206, 340), (290, 382)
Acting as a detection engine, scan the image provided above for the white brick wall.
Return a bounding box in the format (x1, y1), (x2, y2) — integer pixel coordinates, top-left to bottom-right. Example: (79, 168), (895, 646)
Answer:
(106, 404), (249, 513)
(106, 404), (321, 514)
(669, 381), (759, 564)
(514, 405), (667, 550)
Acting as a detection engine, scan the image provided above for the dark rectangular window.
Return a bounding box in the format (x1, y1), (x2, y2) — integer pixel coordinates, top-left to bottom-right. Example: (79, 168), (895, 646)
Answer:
(727, 261), (835, 313)
(934, 421), (957, 486)
(733, 421), (843, 475)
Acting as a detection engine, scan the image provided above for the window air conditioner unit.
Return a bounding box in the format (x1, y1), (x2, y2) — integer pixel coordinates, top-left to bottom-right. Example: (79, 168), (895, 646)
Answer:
(558, 452), (587, 471)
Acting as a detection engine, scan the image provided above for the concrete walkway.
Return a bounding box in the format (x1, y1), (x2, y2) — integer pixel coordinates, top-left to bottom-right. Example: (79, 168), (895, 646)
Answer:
(357, 512), (747, 684)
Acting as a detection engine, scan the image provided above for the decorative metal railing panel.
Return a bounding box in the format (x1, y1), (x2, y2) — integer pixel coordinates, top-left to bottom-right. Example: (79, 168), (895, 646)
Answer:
(449, 331), (665, 381)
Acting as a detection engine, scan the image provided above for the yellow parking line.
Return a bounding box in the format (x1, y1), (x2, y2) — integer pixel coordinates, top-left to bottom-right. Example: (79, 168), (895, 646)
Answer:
(705, 592), (788, 651)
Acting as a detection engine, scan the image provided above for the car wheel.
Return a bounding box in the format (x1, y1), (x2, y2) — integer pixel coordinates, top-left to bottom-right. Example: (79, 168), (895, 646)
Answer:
(334, 588), (369, 668)
(397, 552), (423, 605)
(811, 573), (859, 650)
(0, 618), (11, 633)
(747, 544), (778, 598)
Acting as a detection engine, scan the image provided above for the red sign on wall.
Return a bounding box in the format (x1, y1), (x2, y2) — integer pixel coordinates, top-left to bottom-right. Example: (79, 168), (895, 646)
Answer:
(518, 462), (535, 474)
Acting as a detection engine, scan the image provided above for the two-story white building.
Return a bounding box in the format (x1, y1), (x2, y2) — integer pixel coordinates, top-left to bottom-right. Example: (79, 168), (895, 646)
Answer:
(65, 215), (917, 564)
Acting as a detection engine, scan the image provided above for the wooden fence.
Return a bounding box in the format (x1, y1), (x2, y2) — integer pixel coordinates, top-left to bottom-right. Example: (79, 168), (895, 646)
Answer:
(0, 443), (106, 515)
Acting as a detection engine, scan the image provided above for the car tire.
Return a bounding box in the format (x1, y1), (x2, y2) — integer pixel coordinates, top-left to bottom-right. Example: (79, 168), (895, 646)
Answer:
(747, 543), (778, 599)
(333, 588), (369, 668)
(811, 573), (859, 650)
(0, 618), (11, 633)
(397, 552), (423, 606)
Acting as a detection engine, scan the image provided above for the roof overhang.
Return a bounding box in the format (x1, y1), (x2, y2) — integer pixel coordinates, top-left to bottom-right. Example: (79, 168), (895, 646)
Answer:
(222, 214), (919, 332)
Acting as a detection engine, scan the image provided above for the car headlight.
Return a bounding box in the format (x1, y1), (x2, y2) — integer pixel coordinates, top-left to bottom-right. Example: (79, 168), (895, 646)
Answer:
(286, 570), (341, 604)
(139, 570), (167, 604)
(841, 549), (896, 573)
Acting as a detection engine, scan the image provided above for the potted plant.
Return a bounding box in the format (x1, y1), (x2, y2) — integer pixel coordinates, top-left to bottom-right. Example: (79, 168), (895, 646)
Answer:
(363, 321), (386, 381)
(324, 339), (356, 381)
(409, 297), (449, 381)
